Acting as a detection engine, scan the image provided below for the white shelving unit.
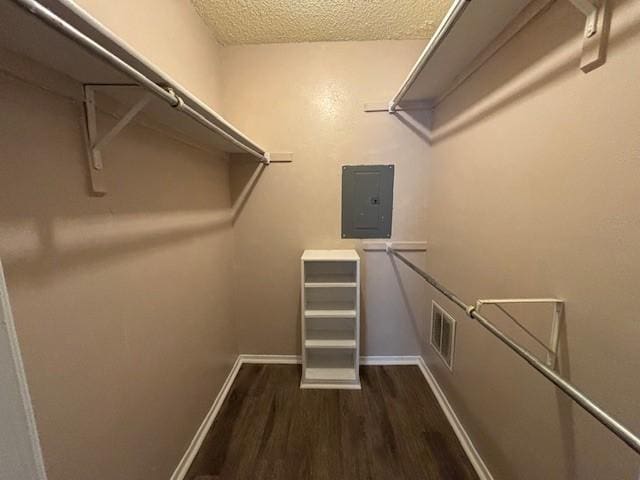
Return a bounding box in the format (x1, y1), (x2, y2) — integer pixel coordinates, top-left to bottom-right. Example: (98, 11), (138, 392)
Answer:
(300, 250), (360, 390)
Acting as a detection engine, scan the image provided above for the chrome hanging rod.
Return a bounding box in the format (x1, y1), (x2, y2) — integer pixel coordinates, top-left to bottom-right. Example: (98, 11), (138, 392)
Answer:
(385, 245), (640, 455)
(11, 0), (269, 163)
(388, 0), (470, 113)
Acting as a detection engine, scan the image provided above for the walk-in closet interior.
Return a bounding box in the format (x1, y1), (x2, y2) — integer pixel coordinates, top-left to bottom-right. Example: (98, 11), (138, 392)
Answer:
(1, 0), (639, 479)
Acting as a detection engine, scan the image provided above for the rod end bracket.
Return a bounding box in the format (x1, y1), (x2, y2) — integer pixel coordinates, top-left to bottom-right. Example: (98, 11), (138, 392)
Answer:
(568, 0), (610, 73)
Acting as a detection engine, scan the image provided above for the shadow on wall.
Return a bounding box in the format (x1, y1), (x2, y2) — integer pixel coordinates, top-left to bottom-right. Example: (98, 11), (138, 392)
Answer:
(555, 304), (577, 479)
(389, 253), (423, 348)
(393, 0), (640, 146)
(359, 250), (426, 356)
(0, 76), (266, 282)
(1, 211), (233, 282)
(1, 165), (265, 285)
(229, 155), (266, 225)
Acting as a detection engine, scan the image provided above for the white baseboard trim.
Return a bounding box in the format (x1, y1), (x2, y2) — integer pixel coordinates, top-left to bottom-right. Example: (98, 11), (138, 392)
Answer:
(238, 354), (424, 365)
(360, 355), (421, 365)
(169, 355), (243, 480)
(171, 353), (492, 480)
(416, 357), (494, 480)
(239, 354), (301, 364)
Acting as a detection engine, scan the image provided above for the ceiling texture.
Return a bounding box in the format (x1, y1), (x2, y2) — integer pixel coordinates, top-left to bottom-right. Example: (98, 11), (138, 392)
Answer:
(190, 0), (452, 45)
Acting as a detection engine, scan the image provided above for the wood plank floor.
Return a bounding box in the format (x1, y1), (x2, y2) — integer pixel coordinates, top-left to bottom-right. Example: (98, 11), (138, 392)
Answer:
(186, 365), (479, 480)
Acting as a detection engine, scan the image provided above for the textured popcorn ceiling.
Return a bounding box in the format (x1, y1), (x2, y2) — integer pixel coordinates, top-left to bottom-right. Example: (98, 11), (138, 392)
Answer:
(190, 0), (452, 45)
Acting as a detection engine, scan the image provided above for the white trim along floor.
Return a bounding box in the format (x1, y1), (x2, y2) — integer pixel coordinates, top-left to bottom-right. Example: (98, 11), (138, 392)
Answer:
(170, 354), (493, 480)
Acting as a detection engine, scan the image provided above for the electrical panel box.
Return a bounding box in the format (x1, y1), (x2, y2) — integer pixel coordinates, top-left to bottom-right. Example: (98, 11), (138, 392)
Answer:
(341, 165), (394, 239)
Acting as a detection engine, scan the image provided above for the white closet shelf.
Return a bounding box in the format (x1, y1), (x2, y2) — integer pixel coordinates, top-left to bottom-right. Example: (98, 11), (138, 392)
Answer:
(0, 0), (276, 167)
(390, 0), (532, 109)
(305, 368), (357, 382)
(301, 250), (360, 262)
(304, 281), (357, 288)
(304, 309), (357, 319)
(304, 339), (357, 349)
(307, 328), (355, 340)
(391, 0), (611, 110)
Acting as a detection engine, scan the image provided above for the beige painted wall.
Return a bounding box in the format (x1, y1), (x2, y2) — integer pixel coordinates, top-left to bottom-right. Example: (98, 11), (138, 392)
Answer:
(75, 0), (223, 111)
(219, 40), (431, 356)
(0, 1), (238, 477)
(422, 1), (640, 478)
(0, 67), (237, 479)
(5, 1), (639, 479)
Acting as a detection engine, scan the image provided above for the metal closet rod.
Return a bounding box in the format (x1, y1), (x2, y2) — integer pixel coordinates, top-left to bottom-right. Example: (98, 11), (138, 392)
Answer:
(388, 0), (470, 112)
(12, 0), (268, 163)
(386, 245), (640, 456)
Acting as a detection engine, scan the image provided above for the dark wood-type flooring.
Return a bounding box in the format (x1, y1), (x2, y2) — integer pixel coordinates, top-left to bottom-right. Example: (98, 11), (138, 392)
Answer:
(186, 365), (479, 480)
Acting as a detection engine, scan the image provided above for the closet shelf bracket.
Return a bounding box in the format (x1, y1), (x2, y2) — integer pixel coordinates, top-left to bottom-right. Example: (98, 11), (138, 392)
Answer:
(569, 0), (600, 38)
(83, 85), (153, 195)
(267, 152), (294, 163)
(475, 298), (564, 369)
(362, 100), (432, 113)
(567, 0), (609, 73)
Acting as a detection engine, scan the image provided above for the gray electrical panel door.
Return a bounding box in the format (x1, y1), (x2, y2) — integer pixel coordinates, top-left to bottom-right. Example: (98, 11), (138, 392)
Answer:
(341, 165), (394, 238)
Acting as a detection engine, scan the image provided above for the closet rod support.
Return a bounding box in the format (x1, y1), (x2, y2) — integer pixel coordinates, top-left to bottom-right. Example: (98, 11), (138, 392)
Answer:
(92, 92), (152, 152)
(475, 298), (564, 369)
(11, 0), (270, 164)
(567, 0), (609, 73)
(568, 0), (599, 37)
(83, 86), (153, 195)
(386, 246), (640, 455)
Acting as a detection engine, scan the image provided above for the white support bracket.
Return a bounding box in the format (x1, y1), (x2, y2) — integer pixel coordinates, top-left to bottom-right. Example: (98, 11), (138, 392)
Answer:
(362, 241), (428, 252)
(363, 100), (432, 113)
(82, 85), (152, 195)
(567, 0), (609, 73)
(475, 298), (564, 369)
(570, 0), (599, 37)
(266, 152), (294, 164)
